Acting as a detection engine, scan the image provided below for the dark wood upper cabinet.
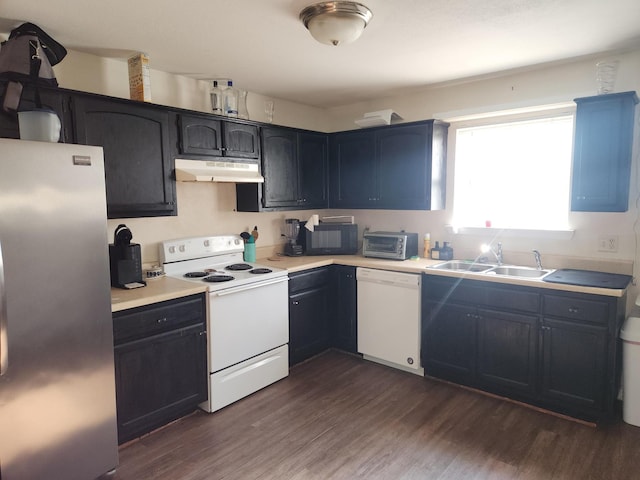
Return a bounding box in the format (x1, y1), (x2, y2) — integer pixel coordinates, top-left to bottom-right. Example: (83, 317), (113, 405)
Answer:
(177, 113), (259, 159)
(329, 120), (448, 210)
(179, 115), (223, 156)
(571, 91), (638, 212)
(237, 126), (328, 211)
(71, 93), (176, 219)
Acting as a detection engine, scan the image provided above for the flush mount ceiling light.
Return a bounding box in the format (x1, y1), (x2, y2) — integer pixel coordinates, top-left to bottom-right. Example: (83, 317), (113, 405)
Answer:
(299, 1), (373, 46)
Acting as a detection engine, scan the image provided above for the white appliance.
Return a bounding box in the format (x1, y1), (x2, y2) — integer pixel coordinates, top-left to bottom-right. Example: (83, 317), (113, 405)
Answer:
(0, 139), (118, 479)
(356, 267), (423, 375)
(160, 235), (289, 412)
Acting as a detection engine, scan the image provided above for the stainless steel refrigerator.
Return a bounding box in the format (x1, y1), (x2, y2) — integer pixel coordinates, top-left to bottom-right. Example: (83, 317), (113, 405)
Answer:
(0, 139), (118, 479)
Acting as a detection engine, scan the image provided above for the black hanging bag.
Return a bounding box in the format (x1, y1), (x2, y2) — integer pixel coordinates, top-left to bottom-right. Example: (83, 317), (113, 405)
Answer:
(0, 22), (67, 114)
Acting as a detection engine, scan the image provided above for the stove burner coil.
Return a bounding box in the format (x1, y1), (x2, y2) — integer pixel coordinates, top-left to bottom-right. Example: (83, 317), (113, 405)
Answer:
(250, 268), (273, 274)
(203, 275), (235, 283)
(226, 263), (253, 271)
(184, 271), (209, 278)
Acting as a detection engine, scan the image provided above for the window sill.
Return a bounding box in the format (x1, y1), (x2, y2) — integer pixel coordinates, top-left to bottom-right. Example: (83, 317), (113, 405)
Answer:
(445, 225), (575, 240)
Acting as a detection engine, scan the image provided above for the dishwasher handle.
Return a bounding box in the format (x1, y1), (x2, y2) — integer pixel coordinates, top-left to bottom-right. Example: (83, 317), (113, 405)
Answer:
(356, 267), (420, 288)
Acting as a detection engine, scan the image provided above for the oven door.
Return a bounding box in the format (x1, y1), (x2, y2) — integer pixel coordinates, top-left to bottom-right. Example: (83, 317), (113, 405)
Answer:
(208, 276), (289, 372)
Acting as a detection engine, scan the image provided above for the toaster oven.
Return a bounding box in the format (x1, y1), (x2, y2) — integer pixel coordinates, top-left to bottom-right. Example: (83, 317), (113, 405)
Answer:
(362, 231), (419, 260)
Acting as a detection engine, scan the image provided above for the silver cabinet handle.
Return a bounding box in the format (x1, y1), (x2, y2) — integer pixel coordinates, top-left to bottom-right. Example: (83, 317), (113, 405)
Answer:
(0, 241), (8, 376)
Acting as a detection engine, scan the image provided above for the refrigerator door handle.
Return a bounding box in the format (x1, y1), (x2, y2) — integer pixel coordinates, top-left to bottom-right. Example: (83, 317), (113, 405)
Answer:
(0, 241), (7, 376)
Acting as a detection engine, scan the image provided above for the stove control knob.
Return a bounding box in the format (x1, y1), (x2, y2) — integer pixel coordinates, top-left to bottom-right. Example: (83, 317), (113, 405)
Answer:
(179, 244), (186, 252)
(204, 239), (210, 247)
(234, 239), (240, 245)
(168, 246), (176, 254)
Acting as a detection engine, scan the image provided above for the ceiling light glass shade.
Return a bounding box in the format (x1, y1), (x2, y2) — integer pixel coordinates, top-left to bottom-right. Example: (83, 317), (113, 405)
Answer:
(300, 2), (373, 46)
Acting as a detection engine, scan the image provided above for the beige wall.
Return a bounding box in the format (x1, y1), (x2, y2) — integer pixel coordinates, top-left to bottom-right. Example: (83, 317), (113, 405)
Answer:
(54, 48), (640, 307)
(324, 49), (640, 308)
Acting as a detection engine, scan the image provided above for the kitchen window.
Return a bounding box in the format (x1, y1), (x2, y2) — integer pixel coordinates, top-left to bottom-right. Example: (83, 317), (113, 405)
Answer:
(451, 109), (574, 232)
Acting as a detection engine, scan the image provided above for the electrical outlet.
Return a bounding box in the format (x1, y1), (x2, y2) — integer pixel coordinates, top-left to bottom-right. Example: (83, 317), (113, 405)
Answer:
(597, 235), (618, 253)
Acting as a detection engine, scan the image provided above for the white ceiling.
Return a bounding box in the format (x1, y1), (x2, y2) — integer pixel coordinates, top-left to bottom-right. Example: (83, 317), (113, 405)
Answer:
(1, 0), (639, 108)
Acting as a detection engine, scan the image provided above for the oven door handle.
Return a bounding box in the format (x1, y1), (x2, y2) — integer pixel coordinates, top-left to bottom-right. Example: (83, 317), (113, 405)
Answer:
(210, 276), (289, 297)
(0, 241), (8, 376)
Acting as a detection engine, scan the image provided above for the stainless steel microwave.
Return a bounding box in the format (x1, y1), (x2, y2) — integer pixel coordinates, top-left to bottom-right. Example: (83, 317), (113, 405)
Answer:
(362, 231), (419, 260)
(300, 223), (358, 255)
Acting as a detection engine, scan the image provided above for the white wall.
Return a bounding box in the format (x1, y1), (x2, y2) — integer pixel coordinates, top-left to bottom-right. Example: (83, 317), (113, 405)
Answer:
(53, 49), (330, 264)
(326, 50), (640, 308)
(54, 48), (640, 308)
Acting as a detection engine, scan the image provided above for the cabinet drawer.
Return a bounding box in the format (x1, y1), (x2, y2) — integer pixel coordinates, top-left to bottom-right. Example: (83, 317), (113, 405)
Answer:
(113, 294), (205, 344)
(423, 276), (540, 313)
(423, 276), (486, 304)
(289, 267), (330, 294)
(543, 294), (609, 324)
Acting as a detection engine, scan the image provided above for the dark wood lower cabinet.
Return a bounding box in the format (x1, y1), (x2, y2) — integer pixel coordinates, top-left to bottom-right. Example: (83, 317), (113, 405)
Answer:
(331, 265), (358, 353)
(289, 268), (331, 365)
(288, 265), (358, 366)
(476, 308), (538, 395)
(422, 274), (624, 423)
(423, 302), (476, 383)
(540, 318), (608, 412)
(113, 294), (207, 444)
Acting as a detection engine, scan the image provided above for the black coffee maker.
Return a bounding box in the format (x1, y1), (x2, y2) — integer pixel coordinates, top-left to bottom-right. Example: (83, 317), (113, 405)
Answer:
(108, 224), (145, 289)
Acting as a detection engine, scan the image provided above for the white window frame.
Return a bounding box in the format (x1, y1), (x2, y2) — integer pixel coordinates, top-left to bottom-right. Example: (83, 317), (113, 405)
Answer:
(447, 104), (577, 239)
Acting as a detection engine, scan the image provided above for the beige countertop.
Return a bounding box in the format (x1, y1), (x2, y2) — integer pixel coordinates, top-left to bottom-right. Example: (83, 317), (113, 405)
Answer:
(111, 254), (628, 313)
(111, 276), (208, 313)
(259, 254), (628, 298)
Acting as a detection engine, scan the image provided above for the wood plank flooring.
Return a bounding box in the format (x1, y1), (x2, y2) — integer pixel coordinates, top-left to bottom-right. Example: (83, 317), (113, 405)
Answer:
(113, 350), (640, 480)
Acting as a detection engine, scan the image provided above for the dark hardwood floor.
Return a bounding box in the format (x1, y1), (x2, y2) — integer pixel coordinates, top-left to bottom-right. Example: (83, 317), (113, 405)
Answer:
(113, 350), (640, 480)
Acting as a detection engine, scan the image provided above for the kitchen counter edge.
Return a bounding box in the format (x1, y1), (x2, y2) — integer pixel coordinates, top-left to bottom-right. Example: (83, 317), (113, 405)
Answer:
(111, 276), (208, 313)
(258, 255), (628, 298)
(111, 255), (627, 312)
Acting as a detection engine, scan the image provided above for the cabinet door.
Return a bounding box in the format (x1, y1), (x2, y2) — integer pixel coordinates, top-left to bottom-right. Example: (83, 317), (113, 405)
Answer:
(224, 122), (260, 159)
(571, 92), (638, 212)
(262, 127), (299, 207)
(72, 95), (176, 218)
(178, 114), (223, 156)
(331, 265), (357, 353)
(114, 323), (207, 444)
(476, 308), (538, 395)
(422, 301), (476, 384)
(329, 130), (377, 208)
(377, 124), (431, 209)
(540, 318), (607, 412)
(298, 132), (328, 208)
(289, 285), (331, 365)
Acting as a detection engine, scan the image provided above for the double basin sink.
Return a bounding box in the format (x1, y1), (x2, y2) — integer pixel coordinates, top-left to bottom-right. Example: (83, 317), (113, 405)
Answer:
(427, 260), (553, 279)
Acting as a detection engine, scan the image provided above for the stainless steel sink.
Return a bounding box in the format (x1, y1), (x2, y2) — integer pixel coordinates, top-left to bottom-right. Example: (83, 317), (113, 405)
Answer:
(428, 260), (495, 273)
(485, 266), (552, 278)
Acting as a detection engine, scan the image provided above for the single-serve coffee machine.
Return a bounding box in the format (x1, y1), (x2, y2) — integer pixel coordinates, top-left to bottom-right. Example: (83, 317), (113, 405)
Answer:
(284, 218), (303, 256)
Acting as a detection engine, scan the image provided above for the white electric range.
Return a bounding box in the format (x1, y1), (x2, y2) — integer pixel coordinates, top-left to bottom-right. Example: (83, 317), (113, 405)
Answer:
(160, 235), (289, 413)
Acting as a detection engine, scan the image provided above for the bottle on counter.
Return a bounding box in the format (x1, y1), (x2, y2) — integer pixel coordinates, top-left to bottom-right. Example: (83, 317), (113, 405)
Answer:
(441, 242), (454, 260)
(431, 241), (440, 260)
(423, 233), (431, 258)
(223, 80), (238, 117)
(210, 80), (223, 115)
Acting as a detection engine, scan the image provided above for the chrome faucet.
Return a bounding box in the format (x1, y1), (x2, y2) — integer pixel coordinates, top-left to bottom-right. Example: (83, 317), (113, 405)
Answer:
(533, 249), (543, 270)
(496, 242), (503, 266)
(481, 242), (503, 265)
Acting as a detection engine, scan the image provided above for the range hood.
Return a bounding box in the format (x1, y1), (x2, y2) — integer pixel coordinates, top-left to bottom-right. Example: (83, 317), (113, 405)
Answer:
(174, 158), (264, 183)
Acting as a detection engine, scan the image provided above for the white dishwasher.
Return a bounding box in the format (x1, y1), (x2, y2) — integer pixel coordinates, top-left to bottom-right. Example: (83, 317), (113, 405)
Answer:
(356, 267), (423, 375)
